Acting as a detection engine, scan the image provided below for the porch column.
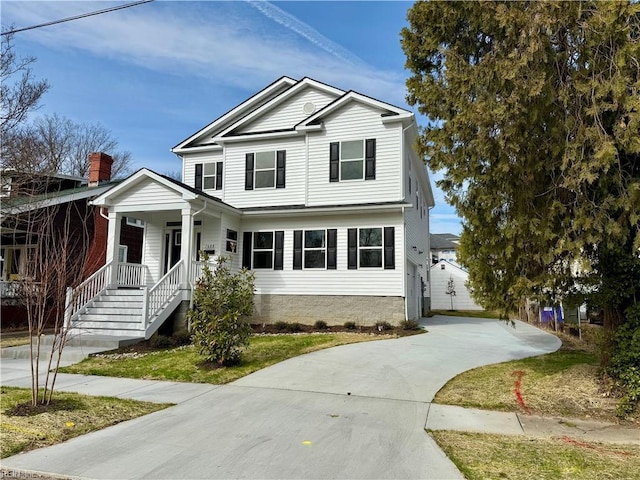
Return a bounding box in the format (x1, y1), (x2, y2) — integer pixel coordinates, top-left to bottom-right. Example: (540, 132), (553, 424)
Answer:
(180, 207), (193, 288)
(106, 211), (122, 287)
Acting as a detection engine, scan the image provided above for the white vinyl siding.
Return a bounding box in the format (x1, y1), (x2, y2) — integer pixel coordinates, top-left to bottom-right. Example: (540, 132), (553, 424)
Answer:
(242, 211), (404, 296)
(239, 89), (337, 134)
(307, 102), (402, 206)
(430, 261), (483, 311)
(113, 177), (185, 207)
(183, 151), (225, 196)
(224, 137), (305, 208)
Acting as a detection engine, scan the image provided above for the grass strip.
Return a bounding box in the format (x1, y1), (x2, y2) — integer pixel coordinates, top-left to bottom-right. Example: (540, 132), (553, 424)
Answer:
(430, 431), (640, 480)
(433, 348), (623, 421)
(1, 386), (170, 458)
(60, 333), (386, 384)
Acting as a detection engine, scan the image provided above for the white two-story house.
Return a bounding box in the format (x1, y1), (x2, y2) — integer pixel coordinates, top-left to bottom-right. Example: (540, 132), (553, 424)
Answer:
(70, 77), (434, 339)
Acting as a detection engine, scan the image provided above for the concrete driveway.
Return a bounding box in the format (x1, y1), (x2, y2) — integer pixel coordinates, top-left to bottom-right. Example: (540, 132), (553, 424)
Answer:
(1, 316), (560, 479)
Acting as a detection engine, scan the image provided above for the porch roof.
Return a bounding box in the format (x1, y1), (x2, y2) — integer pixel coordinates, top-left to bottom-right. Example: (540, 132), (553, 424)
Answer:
(90, 168), (241, 215)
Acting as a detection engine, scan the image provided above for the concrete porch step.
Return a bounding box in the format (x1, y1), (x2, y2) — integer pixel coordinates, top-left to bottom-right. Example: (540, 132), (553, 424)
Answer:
(71, 321), (145, 332)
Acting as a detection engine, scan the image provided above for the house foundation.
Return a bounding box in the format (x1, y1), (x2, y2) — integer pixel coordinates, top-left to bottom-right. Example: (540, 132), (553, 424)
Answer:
(253, 294), (405, 326)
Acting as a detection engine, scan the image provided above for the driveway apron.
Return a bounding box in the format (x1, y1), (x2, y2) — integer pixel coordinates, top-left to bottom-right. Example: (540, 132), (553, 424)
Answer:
(1, 317), (560, 479)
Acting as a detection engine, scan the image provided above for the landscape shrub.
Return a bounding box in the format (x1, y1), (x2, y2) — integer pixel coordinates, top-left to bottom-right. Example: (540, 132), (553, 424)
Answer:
(375, 321), (393, 331)
(314, 320), (328, 330)
(187, 256), (255, 366)
(400, 319), (420, 331)
(274, 321), (288, 332)
(343, 321), (357, 330)
(286, 322), (303, 333)
(608, 304), (640, 417)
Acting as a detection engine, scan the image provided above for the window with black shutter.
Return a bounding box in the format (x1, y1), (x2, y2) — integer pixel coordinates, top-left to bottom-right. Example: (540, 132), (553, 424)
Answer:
(347, 228), (358, 269)
(384, 227), (395, 269)
(216, 162), (223, 190)
(195, 163), (203, 190)
(276, 150), (286, 188)
(242, 232), (252, 269)
(245, 153), (254, 190)
(293, 230), (303, 270)
(327, 229), (337, 269)
(329, 142), (339, 182)
(274, 231), (284, 270)
(365, 139), (376, 180)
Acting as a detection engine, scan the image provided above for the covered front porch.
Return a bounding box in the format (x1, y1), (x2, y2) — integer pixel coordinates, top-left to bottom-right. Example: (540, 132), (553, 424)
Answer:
(66, 170), (241, 338)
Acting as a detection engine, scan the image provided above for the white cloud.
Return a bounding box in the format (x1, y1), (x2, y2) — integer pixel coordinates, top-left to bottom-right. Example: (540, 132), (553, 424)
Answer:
(3, 1), (407, 105)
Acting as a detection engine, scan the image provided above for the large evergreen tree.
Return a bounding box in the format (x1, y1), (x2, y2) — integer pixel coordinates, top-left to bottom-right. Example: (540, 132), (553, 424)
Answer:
(401, 1), (639, 328)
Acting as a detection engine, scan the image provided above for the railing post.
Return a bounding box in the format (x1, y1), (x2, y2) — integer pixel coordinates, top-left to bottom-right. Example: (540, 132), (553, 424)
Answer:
(141, 286), (149, 331)
(64, 287), (73, 330)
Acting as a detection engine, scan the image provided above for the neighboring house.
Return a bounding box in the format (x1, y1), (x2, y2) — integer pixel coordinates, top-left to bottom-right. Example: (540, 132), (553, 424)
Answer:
(430, 259), (483, 311)
(430, 233), (460, 265)
(0, 153), (143, 327)
(79, 76), (435, 339)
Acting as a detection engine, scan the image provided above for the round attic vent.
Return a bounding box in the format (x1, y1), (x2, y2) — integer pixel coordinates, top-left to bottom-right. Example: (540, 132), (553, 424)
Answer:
(302, 102), (316, 114)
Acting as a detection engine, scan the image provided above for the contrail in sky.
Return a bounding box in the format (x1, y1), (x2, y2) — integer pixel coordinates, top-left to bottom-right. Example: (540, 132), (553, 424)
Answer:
(246, 0), (368, 67)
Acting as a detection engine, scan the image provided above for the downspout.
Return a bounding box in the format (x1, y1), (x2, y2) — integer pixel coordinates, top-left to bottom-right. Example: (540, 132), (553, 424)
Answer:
(401, 121), (412, 321)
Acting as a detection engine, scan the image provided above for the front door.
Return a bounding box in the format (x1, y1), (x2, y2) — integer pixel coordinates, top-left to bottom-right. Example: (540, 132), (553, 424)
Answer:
(163, 229), (182, 275)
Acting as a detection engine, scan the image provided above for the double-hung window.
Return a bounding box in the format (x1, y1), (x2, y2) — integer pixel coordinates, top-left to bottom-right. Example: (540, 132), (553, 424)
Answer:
(329, 139), (376, 182)
(241, 231), (284, 270)
(253, 232), (274, 268)
(293, 229), (337, 270)
(245, 151), (286, 189)
(347, 227), (395, 269)
(195, 162), (223, 190)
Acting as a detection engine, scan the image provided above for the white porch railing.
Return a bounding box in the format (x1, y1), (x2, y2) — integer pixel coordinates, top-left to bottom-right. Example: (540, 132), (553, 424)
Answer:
(64, 262), (112, 327)
(191, 257), (218, 284)
(117, 262), (148, 287)
(0, 281), (22, 298)
(145, 260), (183, 326)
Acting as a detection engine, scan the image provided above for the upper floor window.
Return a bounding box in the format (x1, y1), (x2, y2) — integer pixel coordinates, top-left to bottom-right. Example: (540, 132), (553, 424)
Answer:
(329, 139), (376, 182)
(195, 162), (223, 191)
(245, 151), (286, 190)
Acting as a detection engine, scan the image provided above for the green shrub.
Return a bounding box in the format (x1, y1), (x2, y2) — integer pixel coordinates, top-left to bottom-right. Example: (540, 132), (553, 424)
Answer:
(343, 321), (357, 330)
(400, 319), (420, 331)
(149, 334), (175, 349)
(286, 322), (303, 333)
(608, 304), (640, 417)
(274, 321), (288, 332)
(375, 321), (393, 331)
(187, 256), (255, 366)
(314, 320), (328, 330)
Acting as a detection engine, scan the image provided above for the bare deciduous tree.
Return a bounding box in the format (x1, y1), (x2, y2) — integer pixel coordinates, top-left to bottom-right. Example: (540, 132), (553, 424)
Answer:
(2, 114), (133, 178)
(3, 179), (93, 406)
(0, 31), (49, 135)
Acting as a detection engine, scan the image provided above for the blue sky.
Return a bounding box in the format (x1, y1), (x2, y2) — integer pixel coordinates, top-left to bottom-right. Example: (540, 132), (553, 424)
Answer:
(2, 0), (462, 234)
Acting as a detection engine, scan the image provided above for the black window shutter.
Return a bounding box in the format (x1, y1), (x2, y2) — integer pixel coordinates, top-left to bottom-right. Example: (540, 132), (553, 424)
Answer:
(276, 151), (286, 189)
(293, 230), (302, 270)
(242, 232), (252, 269)
(329, 142), (339, 182)
(215, 162), (223, 190)
(274, 231), (284, 270)
(347, 228), (357, 269)
(195, 163), (203, 190)
(365, 139), (376, 180)
(245, 153), (254, 190)
(384, 227), (395, 270)
(327, 229), (337, 270)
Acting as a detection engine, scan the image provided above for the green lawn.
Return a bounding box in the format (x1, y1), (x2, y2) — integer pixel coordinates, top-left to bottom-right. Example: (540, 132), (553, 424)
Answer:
(432, 431), (640, 480)
(0, 387), (170, 458)
(433, 347), (620, 421)
(61, 333), (386, 384)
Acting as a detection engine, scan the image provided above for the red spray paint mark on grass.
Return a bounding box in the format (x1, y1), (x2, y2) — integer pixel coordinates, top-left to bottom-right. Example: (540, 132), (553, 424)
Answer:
(512, 370), (532, 414)
(560, 436), (631, 456)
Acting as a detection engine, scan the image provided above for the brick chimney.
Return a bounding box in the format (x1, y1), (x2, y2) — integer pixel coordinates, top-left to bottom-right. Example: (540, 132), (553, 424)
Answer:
(88, 152), (114, 187)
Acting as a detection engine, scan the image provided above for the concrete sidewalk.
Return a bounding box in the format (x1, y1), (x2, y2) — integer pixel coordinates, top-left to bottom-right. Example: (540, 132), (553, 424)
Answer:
(3, 317), (634, 480)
